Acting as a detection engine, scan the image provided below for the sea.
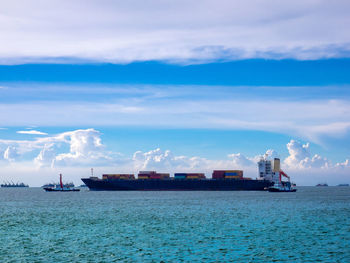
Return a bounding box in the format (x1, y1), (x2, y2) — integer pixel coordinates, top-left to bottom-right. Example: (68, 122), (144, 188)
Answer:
(0, 187), (349, 262)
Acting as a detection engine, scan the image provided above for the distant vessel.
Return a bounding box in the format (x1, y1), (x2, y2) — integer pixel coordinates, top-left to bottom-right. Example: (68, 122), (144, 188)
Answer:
(316, 183), (328, 187)
(337, 183), (349, 186)
(42, 182), (75, 188)
(1, 182), (29, 188)
(44, 174), (80, 192)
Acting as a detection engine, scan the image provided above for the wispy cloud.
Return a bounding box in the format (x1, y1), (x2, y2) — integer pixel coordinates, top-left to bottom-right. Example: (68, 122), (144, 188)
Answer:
(1, 0), (350, 64)
(17, 130), (48, 135)
(1, 97), (349, 143)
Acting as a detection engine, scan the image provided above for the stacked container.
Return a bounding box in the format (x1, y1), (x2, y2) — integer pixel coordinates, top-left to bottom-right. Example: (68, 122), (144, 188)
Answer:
(212, 170), (226, 179)
(174, 173), (206, 179)
(138, 171), (155, 179)
(174, 173), (187, 179)
(212, 170), (243, 179)
(138, 171), (170, 180)
(102, 174), (135, 180)
(225, 170), (243, 179)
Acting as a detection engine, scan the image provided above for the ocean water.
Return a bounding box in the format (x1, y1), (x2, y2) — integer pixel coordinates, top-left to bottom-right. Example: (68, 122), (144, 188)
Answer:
(0, 187), (349, 262)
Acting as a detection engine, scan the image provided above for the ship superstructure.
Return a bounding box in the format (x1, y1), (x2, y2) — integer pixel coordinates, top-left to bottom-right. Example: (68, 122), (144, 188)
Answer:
(258, 156), (281, 183)
(258, 156), (296, 192)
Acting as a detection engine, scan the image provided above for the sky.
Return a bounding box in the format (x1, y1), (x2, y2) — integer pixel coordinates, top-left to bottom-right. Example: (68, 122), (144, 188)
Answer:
(0, 0), (350, 186)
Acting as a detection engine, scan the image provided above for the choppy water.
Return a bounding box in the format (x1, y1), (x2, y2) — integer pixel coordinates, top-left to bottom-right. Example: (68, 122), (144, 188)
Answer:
(0, 187), (349, 262)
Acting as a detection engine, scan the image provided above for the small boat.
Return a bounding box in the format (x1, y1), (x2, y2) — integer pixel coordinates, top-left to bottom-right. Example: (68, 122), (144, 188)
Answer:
(268, 181), (297, 192)
(316, 183), (328, 187)
(337, 183), (349, 187)
(42, 182), (75, 188)
(268, 171), (297, 192)
(44, 174), (80, 192)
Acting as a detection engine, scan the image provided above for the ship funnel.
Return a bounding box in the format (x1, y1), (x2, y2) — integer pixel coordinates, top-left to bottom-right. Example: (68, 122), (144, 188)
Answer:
(273, 158), (280, 172)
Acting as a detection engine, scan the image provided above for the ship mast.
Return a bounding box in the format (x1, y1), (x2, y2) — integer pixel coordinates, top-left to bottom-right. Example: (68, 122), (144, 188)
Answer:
(59, 174), (63, 189)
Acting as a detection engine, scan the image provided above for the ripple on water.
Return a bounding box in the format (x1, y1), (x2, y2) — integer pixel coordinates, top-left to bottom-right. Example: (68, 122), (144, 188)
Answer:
(0, 187), (349, 262)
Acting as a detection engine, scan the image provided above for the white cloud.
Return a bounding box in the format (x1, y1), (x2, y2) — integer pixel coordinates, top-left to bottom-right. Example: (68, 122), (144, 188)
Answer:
(34, 143), (56, 167)
(0, 0), (350, 64)
(265, 149), (279, 159)
(45, 129), (114, 167)
(132, 148), (212, 171)
(227, 153), (255, 167)
(1, 98), (349, 143)
(336, 159), (350, 168)
(3, 146), (18, 161)
(17, 130), (48, 135)
(284, 140), (330, 169)
(0, 129), (349, 185)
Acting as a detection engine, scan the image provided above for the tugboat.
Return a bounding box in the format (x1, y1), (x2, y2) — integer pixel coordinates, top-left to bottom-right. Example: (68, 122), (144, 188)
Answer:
(44, 174), (80, 192)
(268, 170), (297, 192)
(268, 181), (297, 192)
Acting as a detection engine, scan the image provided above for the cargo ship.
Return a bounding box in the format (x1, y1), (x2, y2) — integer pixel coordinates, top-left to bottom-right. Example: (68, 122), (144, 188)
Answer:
(81, 157), (291, 191)
(1, 182), (29, 188)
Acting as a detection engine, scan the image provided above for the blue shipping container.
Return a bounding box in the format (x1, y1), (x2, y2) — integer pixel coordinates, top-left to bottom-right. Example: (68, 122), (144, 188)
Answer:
(225, 172), (238, 176)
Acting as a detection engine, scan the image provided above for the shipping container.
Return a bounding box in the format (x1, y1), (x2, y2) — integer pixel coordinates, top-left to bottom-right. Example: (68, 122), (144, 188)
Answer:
(212, 170), (225, 179)
(158, 173), (170, 178)
(225, 176), (241, 179)
(175, 173), (188, 177)
(212, 175), (225, 179)
(187, 173), (205, 178)
(139, 171), (156, 174)
(225, 172), (238, 176)
(103, 174), (134, 179)
(175, 176), (186, 179)
(138, 174), (150, 177)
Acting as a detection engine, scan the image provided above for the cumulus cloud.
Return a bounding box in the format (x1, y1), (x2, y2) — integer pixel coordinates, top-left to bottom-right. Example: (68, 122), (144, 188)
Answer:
(284, 140), (330, 169)
(49, 129), (114, 167)
(0, 129), (349, 185)
(1, 128), (115, 167)
(17, 130), (48, 135)
(1, 0), (350, 64)
(34, 143), (56, 167)
(265, 149), (279, 159)
(132, 148), (212, 171)
(3, 146), (18, 161)
(227, 153), (255, 167)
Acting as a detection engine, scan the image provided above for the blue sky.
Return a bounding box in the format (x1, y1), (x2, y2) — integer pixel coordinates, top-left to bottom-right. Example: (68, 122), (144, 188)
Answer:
(0, 1), (350, 185)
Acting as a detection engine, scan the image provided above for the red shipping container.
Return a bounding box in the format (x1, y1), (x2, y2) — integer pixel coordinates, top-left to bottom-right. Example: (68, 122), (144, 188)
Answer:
(212, 170), (225, 179)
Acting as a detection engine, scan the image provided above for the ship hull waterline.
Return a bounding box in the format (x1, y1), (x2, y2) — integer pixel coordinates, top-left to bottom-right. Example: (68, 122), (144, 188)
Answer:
(44, 187), (80, 192)
(81, 178), (273, 191)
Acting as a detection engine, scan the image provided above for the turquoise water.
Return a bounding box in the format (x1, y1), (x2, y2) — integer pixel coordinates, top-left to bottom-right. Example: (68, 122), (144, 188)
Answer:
(0, 187), (349, 262)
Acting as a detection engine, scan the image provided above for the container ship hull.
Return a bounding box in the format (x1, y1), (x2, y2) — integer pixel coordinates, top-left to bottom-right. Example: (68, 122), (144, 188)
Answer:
(81, 178), (272, 191)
